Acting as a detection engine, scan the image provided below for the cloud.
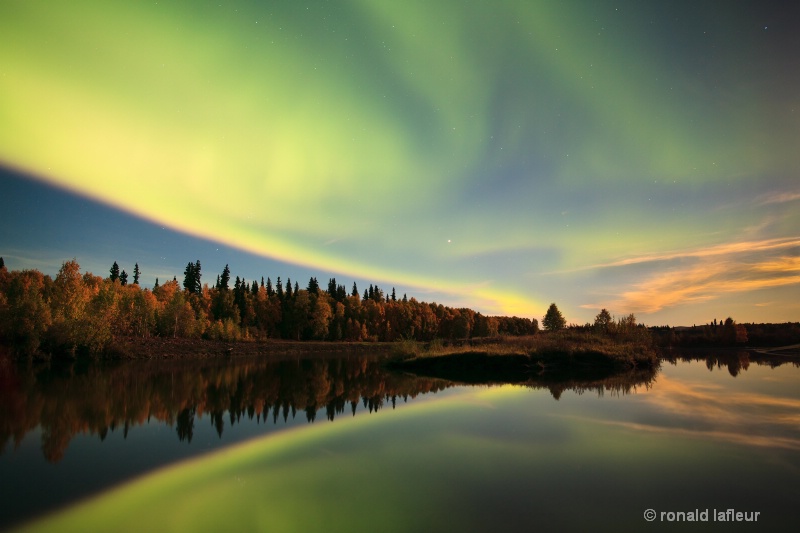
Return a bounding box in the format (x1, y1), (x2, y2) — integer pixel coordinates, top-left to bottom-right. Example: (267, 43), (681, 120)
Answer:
(757, 190), (800, 206)
(581, 238), (800, 314)
(587, 237), (800, 270)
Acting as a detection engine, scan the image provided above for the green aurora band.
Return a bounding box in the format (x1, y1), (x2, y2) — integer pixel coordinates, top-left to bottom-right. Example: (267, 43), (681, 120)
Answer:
(2, 1), (798, 322)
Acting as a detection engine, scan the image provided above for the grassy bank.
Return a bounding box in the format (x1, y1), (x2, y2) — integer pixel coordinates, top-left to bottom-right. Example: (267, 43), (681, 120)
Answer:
(390, 331), (659, 383)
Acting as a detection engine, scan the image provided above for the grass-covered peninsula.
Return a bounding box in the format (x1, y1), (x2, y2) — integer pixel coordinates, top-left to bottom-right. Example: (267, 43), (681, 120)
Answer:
(390, 330), (659, 384)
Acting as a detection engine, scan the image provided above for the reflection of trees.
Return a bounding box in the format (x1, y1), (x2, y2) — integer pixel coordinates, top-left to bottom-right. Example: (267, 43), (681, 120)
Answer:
(397, 354), (660, 401)
(176, 407), (195, 443)
(0, 351), (678, 463)
(663, 349), (798, 376)
(0, 354), (452, 462)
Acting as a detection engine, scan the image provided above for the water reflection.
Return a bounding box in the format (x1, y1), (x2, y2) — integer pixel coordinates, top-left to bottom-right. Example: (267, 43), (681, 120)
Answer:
(661, 348), (800, 376)
(12, 358), (800, 533)
(0, 354), (451, 463)
(0, 352), (666, 464)
(3, 350), (800, 532)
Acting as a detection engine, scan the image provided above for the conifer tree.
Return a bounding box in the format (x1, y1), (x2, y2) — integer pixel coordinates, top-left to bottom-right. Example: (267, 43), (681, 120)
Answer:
(307, 277), (319, 295)
(266, 277), (275, 297)
(352, 282), (359, 298)
(0, 257), (4, 269)
(391, 288), (396, 301)
(286, 278), (293, 299)
(276, 277), (284, 300)
(154, 277), (160, 289)
(182, 260), (202, 293)
(219, 264), (230, 291)
(194, 260), (202, 292)
(109, 261), (120, 282)
(133, 263), (140, 285)
(120, 270), (128, 286)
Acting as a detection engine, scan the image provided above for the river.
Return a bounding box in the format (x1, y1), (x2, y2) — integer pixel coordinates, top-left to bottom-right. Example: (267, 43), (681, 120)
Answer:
(1, 350), (798, 532)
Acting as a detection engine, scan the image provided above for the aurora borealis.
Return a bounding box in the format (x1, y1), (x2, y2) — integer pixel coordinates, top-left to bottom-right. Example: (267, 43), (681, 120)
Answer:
(1, 0), (798, 325)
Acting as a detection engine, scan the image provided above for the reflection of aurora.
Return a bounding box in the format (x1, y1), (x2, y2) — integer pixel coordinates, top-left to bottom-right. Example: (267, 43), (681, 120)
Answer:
(0, 353), (663, 463)
(13, 361), (800, 533)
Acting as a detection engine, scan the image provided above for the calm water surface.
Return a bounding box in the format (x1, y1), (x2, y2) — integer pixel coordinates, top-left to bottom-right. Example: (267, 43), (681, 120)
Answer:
(1, 351), (798, 532)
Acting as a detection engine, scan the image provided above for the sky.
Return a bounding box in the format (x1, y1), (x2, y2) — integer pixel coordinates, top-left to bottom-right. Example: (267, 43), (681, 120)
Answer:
(1, 0), (799, 326)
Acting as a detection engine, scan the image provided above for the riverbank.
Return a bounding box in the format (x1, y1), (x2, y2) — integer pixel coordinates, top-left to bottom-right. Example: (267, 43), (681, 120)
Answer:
(0, 336), (396, 360)
(389, 333), (659, 384)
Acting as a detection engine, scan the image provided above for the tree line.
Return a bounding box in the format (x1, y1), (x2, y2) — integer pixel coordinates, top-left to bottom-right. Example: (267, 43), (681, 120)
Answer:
(0, 258), (539, 357)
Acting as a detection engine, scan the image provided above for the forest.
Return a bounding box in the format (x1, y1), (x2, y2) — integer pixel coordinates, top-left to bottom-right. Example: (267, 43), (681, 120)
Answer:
(0, 258), (538, 357)
(2, 257), (795, 360)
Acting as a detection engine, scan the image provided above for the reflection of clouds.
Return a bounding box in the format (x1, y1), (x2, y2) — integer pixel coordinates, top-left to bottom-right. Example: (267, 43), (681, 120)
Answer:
(589, 238), (800, 313)
(585, 420), (800, 451)
(570, 373), (800, 451)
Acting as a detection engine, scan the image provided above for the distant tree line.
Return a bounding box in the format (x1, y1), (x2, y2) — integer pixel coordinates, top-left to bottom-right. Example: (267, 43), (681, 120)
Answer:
(0, 258), (539, 357)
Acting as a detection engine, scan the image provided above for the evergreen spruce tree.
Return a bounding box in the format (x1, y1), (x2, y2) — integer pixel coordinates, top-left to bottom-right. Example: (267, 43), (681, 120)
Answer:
(286, 278), (293, 299)
(133, 263), (141, 285)
(276, 277), (284, 300)
(183, 260), (202, 293)
(219, 264), (231, 291)
(109, 261), (120, 282)
(154, 277), (159, 289)
(352, 282), (359, 298)
(183, 262), (195, 292)
(0, 257), (4, 270)
(266, 277), (275, 297)
(391, 288), (396, 301)
(194, 260), (202, 292)
(120, 270), (128, 286)
(307, 277), (319, 295)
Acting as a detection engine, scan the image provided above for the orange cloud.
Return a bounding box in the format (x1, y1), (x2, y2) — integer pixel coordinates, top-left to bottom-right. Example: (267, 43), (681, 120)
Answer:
(757, 190), (800, 206)
(580, 237), (800, 314)
(587, 236), (800, 270)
